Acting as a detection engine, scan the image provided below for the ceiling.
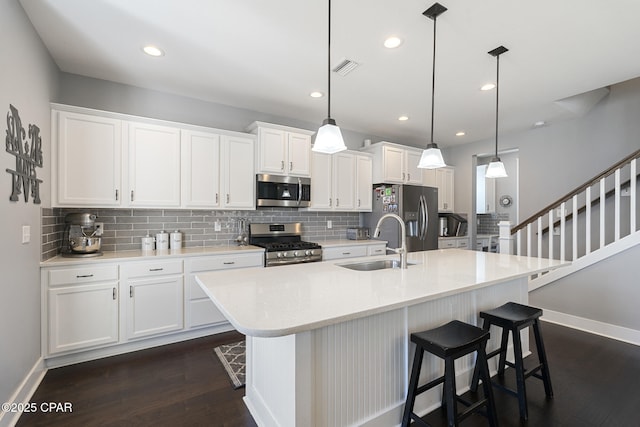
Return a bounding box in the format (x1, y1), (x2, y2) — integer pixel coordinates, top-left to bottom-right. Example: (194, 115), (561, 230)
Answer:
(19, 0), (640, 148)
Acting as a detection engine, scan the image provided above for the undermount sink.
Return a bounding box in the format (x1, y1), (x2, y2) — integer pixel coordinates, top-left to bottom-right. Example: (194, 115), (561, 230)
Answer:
(338, 259), (415, 271)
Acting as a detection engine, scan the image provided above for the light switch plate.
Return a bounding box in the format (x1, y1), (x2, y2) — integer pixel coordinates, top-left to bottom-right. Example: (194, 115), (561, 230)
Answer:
(22, 225), (30, 244)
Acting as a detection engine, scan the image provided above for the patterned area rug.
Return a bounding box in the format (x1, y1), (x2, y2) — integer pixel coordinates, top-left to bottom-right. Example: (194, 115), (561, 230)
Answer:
(214, 340), (245, 389)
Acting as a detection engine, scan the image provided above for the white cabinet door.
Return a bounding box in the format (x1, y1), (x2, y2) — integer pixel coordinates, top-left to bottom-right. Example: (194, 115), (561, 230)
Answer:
(367, 243), (387, 256)
(356, 154), (373, 211)
(322, 245), (368, 260)
(221, 134), (255, 209)
(128, 121), (181, 207)
(126, 275), (184, 340)
(55, 111), (122, 206)
(257, 127), (287, 174)
(383, 145), (405, 183)
(181, 130), (221, 208)
(48, 282), (119, 354)
(405, 150), (423, 184)
(436, 167), (455, 212)
(310, 151), (333, 210)
(287, 132), (311, 176)
(333, 152), (356, 210)
(476, 165), (496, 213)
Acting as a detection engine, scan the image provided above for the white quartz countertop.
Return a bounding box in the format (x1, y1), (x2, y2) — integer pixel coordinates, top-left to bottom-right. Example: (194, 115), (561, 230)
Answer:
(40, 245), (264, 267)
(196, 249), (568, 338)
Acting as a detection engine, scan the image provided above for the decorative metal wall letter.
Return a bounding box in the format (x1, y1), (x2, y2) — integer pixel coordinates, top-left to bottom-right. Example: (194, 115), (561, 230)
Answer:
(5, 104), (42, 204)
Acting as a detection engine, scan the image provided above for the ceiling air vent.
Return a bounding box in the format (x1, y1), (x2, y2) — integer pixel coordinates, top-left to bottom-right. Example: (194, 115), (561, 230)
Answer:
(332, 59), (360, 76)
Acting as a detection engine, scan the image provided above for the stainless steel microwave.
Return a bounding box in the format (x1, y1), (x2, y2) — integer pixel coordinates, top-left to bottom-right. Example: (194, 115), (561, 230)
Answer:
(256, 174), (311, 208)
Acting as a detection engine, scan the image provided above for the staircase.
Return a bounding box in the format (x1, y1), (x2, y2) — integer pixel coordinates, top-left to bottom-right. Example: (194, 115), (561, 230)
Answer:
(510, 149), (640, 291)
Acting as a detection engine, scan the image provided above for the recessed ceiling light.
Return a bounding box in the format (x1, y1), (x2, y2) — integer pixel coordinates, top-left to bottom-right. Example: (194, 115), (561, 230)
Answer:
(455, 131), (465, 136)
(310, 91), (324, 98)
(480, 83), (496, 91)
(398, 115), (409, 121)
(533, 120), (546, 127)
(143, 45), (164, 57)
(384, 36), (403, 49)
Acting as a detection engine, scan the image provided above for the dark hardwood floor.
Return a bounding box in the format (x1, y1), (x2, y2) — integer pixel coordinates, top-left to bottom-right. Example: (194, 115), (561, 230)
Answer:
(16, 322), (640, 426)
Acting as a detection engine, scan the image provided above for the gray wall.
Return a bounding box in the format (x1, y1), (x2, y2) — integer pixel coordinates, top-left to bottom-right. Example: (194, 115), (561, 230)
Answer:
(443, 78), (640, 331)
(0, 0), (58, 410)
(56, 73), (387, 151)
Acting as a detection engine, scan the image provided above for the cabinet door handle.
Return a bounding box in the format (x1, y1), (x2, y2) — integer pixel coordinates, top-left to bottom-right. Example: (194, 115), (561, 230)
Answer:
(336, 198), (339, 207)
(215, 193), (219, 203)
(289, 161), (293, 171)
(402, 173), (405, 181)
(149, 268), (164, 272)
(76, 274), (94, 278)
(373, 249), (383, 253)
(358, 199), (361, 207)
(342, 252), (351, 255)
(115, 189), (119, 201)
(129, 286), (133, 298)
(281, 160), (285, 171)
(407, 173), (411, 181)
(113, 287), (117, 300)
(226, 194), (230, 204)
(223, 261), (235, 265)
(329, 198), (332, 207)
(130, 190), (134, 201)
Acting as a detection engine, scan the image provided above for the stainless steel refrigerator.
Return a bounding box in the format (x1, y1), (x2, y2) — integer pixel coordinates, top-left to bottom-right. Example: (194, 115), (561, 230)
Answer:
(362, 184), (438, 252)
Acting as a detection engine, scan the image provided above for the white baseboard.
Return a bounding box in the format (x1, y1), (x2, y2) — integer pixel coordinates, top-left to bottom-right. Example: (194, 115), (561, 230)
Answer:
(541, 309), (640, 346)
(0, 358), (47, 427)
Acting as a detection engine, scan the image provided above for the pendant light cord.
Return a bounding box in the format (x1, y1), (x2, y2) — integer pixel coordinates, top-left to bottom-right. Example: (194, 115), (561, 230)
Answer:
(327, 0), (332, 120)
(495, 53), (500, 157)
(430, 15), (437, 144)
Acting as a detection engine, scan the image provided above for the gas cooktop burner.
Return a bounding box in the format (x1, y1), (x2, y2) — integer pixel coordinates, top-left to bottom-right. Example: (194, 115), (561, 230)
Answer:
(249, 223), (323, 267)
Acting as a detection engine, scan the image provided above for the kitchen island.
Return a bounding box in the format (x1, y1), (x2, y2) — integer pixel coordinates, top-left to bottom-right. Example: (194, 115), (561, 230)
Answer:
(196, 249), (567, 427)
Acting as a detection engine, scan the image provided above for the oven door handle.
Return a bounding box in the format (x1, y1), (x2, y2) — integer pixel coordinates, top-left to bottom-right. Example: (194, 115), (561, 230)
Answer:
(297, 177), (303, 206)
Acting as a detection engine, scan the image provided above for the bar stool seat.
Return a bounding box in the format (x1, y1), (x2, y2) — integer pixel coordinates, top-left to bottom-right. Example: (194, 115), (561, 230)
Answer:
(470, 302), (553, 420)
(402, 320), (498, 427)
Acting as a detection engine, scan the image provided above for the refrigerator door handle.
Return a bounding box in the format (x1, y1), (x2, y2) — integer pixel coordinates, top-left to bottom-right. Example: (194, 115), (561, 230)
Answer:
(421, 195), (429, 240)
(418, 195), (426, 240)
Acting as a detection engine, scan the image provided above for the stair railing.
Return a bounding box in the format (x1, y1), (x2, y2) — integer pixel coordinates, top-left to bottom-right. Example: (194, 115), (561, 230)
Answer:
(511, 149), (639, 261)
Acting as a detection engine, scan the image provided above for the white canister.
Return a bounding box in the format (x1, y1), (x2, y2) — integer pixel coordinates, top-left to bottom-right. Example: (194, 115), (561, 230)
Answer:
(156, 231), (169, 250)
(141, 235), (155, 252)
(169, 230), (182, 250)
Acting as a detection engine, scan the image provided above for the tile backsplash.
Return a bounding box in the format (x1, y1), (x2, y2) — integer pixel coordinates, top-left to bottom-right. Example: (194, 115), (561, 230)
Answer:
(42, 208), (360, 261)
(476, 212), (510, 235)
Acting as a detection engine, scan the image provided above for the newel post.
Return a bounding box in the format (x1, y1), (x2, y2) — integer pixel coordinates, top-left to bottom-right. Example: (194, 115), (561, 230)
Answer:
(498, 221), (513, 254)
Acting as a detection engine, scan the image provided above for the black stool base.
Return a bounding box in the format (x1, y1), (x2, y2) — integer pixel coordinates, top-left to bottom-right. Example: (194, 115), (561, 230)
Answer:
(470, 302), (553, 421)
(402, 320), (498, 427)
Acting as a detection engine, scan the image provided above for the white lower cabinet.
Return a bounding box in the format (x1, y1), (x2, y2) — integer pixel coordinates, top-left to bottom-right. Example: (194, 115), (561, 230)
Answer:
(438, 237), (470, 249)
(185, 252), (263, 329)
(122, 260), (184, 340)
(45, 265), (119, 355)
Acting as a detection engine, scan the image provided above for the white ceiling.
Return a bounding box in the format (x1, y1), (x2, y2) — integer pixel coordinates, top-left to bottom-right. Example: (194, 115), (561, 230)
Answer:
(19, 0), (640, 148)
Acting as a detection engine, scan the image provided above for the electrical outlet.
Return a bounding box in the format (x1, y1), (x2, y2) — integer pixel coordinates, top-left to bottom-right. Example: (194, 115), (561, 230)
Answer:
(94, 222), (104, 236)
(214, 220), (222, 232)
(22, 225), (30, 244)
(327, 220), (332, 229)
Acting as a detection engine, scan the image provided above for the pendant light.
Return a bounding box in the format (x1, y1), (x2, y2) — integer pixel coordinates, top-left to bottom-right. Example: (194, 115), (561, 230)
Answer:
(418, 2), (447, 169)
(312, 0), (347, 154)
(485, 45), (509, 178)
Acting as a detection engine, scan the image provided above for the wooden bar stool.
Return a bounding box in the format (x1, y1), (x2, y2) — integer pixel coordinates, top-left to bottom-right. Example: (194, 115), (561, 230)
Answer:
(402, 320), (498, 427)
(470, 302), (553, 420)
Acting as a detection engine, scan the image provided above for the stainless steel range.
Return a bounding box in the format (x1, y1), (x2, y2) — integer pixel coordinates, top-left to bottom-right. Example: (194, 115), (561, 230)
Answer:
(249, 223), (322, 267)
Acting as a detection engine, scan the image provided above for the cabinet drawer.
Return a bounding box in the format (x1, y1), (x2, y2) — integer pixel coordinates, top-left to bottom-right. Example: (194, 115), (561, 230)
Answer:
(367, 244), (387, 256)
(48, 265), (118, 286)
(438, 239), (456, 249)
(323, 246), (368, 260)
(187, 252), (263, 272)
(123, 260), (183, 278)
(456, 239), (469, 248)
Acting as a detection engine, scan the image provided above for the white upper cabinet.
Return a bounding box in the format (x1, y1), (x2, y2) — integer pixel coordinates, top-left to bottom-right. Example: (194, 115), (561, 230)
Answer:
(476, 164), (496, 214)
(54, 110), (122, 206)
(52, 105), (256, 210)
(181, 130), (221, 208)
(356, 154), (373, 211)
(221, 134), (255, 209)
(361, 141), (425, 185)
(248, 121), (314, 177)
(309, 151), (372, 212)
(436, 167), (455, 212)
(127, 121), (181, 207)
